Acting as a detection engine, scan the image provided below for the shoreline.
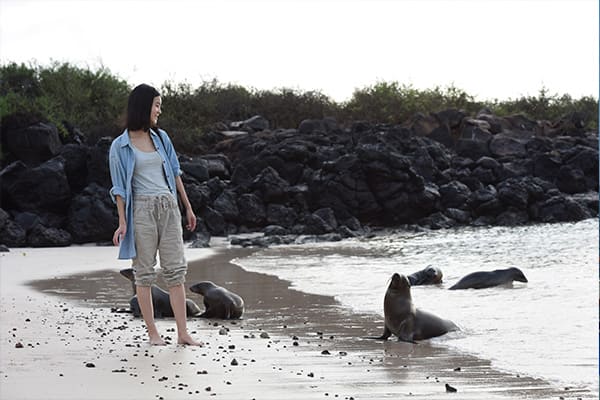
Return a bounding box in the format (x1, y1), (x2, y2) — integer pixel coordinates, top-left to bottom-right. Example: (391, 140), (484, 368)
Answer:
(0, 244), (595, 399)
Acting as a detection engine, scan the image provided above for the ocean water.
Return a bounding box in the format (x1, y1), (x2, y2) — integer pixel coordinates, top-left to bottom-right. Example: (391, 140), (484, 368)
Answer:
(233, 218), (599, 391)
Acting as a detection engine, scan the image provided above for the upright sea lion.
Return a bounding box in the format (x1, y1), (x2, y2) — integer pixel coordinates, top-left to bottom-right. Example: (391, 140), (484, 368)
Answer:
(449, 267), (528, 290)
(376, 273), (457, 342)
(189, 281), (244, 319)
(119, 268), (202, 318)
(407, 265), (443, 285)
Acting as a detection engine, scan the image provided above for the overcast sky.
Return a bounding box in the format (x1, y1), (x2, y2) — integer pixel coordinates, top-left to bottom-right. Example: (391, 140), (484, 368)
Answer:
(0, 0), (597, 102)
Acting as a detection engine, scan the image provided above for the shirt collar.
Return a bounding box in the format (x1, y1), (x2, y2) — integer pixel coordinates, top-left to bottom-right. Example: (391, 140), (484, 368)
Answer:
(120, 128), (159, 148)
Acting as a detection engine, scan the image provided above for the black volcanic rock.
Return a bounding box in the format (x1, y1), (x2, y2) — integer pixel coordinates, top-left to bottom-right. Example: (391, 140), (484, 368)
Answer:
(67, 183), (117, 243)
(0, 158), (71, 213)
(3, 122), (62, 166)
(0, 108), (597, 249)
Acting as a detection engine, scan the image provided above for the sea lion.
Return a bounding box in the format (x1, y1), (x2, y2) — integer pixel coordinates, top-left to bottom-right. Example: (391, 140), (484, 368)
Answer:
(188, 281), (244, 319)
(448, 267), (528, 290)
(119, 268), (202, 318)
(376, 273), (457, 342)
(407, 265), (443, 285)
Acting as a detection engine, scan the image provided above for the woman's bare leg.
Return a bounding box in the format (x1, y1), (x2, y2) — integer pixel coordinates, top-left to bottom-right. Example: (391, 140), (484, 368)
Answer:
(136, 285), (166, 345)
(169, 284), (202, 346)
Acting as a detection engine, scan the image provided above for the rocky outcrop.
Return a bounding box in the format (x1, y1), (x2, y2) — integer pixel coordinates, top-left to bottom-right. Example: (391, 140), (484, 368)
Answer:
(0, 110), (597, 248)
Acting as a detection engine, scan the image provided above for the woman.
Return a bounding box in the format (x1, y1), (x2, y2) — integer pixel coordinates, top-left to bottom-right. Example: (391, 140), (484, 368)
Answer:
(109, 84), (201, 346)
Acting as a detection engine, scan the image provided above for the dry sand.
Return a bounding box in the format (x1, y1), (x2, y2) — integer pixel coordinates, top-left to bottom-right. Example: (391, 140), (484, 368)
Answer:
(0, 242), (595, 399)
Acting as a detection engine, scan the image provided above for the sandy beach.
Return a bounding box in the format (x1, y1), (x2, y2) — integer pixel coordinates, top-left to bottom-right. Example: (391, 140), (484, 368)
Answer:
(0, 242), (594, 400)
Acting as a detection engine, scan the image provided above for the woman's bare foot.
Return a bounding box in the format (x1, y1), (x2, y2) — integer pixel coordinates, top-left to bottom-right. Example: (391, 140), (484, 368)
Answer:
(177, 333), (203, 346)
(149, 334), (166, 346)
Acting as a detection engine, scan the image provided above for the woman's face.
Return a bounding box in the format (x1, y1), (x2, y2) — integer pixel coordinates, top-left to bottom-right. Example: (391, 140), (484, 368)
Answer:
(150, 96), (162, 127)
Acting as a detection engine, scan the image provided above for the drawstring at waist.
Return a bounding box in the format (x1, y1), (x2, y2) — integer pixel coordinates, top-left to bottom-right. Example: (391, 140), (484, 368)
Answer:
(134, 194), (177, 211)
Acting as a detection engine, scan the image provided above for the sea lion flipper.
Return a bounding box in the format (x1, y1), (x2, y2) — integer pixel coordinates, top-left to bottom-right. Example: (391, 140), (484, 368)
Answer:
(376, 326), (392, 340)
(397, 317), (415, 343)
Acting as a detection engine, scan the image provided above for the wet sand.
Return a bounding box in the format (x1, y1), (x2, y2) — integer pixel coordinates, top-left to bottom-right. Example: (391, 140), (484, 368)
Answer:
(0, 243), (594, 399)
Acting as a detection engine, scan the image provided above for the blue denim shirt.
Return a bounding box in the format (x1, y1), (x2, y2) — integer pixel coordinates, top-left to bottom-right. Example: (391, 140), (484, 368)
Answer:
(109, 128), (182, 259)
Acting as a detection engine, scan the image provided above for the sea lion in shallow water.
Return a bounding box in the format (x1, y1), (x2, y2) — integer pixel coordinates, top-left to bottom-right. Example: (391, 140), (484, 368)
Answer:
(376, 273), (457, 342)
(448, 267), (528, 290)
(189, 281), (244, 319)
(407, 265), (443, 285)
(119, 268), (202, 318)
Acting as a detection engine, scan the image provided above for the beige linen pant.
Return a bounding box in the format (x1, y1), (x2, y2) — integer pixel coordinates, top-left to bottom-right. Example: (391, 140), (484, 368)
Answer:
(131, 194), (187, 287)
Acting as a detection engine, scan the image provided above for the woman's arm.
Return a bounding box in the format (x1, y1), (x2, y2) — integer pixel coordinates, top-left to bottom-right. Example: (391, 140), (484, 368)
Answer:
(176, 175), (196, 232)
(113, 195), (127, 246)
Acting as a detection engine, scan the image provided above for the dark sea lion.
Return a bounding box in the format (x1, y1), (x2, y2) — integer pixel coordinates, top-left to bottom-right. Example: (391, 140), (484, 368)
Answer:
(189, 281), (244, 319)
(407, 265), (443, 285)
(376, 273), (457, 342)
(448, 267), (528, 290)
(119, 268), (202, 318)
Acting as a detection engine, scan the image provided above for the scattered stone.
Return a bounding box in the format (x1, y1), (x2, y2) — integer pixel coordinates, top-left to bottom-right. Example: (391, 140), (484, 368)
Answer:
(85, 363), (95, 368)
(321, 350), (331, 355)
(445, 383), (457, 393)
(453, 367), (461, 371)
(231, 359), (238, 366)
(15, 342), (23, 348)
(259, 332), (270, 339)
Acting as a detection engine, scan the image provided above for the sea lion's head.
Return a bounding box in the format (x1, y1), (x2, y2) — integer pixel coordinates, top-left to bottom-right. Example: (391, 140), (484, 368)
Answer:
(119, 268), (135, 282)
(509, 267), (528, 283)
(424, 266), (443, 284)
(388, 273), (412, 297)
(189, 281), (217, 295)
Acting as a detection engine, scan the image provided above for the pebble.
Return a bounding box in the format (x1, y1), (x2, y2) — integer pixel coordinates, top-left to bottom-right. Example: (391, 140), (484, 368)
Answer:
(260, 332), (270, 339)
(445, 383), (457, 393)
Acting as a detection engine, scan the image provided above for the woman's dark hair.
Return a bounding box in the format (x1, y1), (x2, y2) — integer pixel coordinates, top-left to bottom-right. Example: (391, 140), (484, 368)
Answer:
(126, 84), (160, 131)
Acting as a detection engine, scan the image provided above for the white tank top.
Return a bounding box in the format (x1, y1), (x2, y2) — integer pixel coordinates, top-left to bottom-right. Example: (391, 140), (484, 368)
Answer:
(131, 145), (171, 196)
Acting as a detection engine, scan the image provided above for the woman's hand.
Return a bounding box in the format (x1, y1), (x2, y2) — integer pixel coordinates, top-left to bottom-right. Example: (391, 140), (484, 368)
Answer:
(185, 208), (197, 232)
(113, 223), (126, 246)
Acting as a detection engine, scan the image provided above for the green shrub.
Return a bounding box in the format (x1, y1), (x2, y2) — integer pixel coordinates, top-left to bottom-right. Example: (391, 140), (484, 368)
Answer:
(342, 82), (484, 123)
(490, 87), (598, 129)
(1, 61), (597, 153)
(0, 61), (129, 142)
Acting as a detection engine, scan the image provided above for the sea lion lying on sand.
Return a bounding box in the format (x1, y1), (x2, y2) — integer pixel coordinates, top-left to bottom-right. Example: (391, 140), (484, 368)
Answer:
(374, 273), (457, 342)
(407, 265), (443, 285)
(119, 268), (202, 318)
(189, 281), (244, 319)
(449, 267), (528, 290)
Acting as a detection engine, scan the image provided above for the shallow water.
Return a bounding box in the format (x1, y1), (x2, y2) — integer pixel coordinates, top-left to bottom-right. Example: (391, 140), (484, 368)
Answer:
(233, 219), (599, 392)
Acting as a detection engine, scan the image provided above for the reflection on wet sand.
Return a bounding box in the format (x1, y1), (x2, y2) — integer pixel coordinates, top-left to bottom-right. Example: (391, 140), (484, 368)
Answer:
(26, 247), (593, 399)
